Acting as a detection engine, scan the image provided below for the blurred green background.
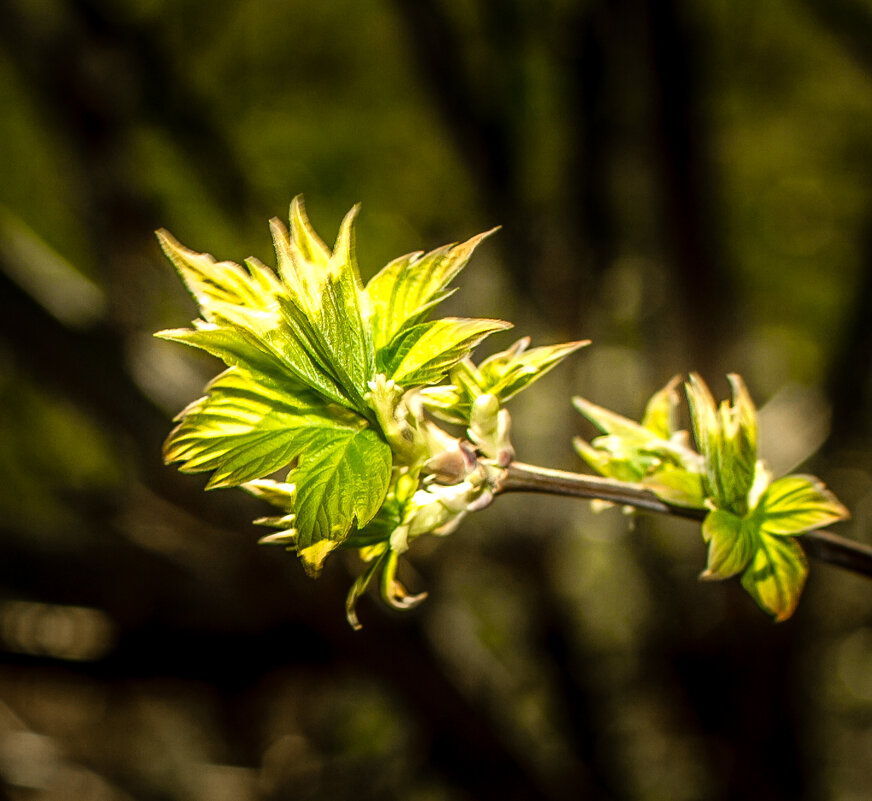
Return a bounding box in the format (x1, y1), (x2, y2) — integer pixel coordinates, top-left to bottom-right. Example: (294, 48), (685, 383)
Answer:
(1, 0), (872, 799)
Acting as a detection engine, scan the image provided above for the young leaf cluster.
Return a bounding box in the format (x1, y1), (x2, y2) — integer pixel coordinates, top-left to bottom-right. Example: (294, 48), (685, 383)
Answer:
(156, 198), (581, 626)
(574, 375), (849, 620)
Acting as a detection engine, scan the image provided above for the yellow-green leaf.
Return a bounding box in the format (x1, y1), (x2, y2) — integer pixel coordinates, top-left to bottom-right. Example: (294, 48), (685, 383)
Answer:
(383, 317), (511, 389)
(685, 373), (758, 514)
(271, 201), (375, 409)
(163, 369), (353, 489)
(270, 196), (331, 316)
(701, 509), (757, 580)
(155, 324), (305, 389)
(156, 229), (280, 319)
(643, 464), (705, 508)
(476, 337), (589, 402)
(740, 534), (808, 622)
(365, 228), (497, 350)
(573, 395), (654, 440)
(641, 376), (681, 439)
(755, 474), (849, 535)
(289, 424), (392, 549)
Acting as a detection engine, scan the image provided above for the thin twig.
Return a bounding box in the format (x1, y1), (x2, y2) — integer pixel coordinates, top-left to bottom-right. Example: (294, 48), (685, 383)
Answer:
(498, 461), (872, 579)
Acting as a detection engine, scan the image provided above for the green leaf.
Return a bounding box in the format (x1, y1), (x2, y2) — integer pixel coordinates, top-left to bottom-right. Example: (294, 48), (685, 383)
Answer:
(165, 366), (392, 553)
(701, 510), (757, 580)
(326, 205), (375, 389)
(288, 195), (332, 267)
(740, 534), (808, 622)
(344, 496), (402, 549)
(641, 376), (681, 439)
(156, 217), (369, 411)
(642, 464), (705, 508)
(476, 337), (589, 400)
(289, 423), (392, 549)
(366, 228), (498, 350)
(156, 229), (280, 319)
(721, 373), (757, 505)
(416, 383), (468, 425)
(418, 337), (586, 424)
(573, 385), (702, 490)
(573, 396), (655, 441)
(298, 539), (342, 577)
(572, 435), (648, 483)
(754, 474), (849, 535)
(278, 292), (372, 412)
(685, 373), (758, 514)
(685, 372), (722, 503)
(379, 548), (427, 612)
(163, 368), (345, 488)
(382, 317), (512, 389)
(243, 478), (297, 512)
(271, 202), (375, 410)
(270, 196), (331, 316)
(156, 324), (305, 388)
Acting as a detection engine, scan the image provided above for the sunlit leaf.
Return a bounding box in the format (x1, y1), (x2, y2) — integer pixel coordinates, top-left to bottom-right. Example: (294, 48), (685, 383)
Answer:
(278, 292), (371, 412)
(419, 338), (586, 424)
(163, 366), (391, 553)
(641, 376), (681, 439)
(573, 396), (654, 441)
(477, 338), (588, 399)
(740, 534), (808, 622)
(163, 369), (340, 488)
(299, 539), (341, 577)
(754, 474), (849, 535)
(271, 201), (375, 411)
(156, 229), (280, 319)
(344, 495), (403, 549)
(417, 383), (468, 425)
(156, 216), (367, 410)
(379, 548), (427, 611)
(382, 317), (511, 389)
(572, 435), (648, 483)
(155, 324), (305, 389)
(270, 196), (331, 316)
(289, 422), (392, 549)
(366, 228), (498, 350)
(573, 385), (702, 492)
(326, 205), (375, 389)
(685, 372), (717, 464)
(721, 373), (757, 508)
(642, 464), (705, 508)
(243, 478), (296, 512)
(686, 373), (758, 514)
(701, 510), (757, 580)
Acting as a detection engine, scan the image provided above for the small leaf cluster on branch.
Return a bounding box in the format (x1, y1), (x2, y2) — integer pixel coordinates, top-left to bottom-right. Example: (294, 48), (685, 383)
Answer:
(156, 197), (853, 628)
(574, 375), (848, 620)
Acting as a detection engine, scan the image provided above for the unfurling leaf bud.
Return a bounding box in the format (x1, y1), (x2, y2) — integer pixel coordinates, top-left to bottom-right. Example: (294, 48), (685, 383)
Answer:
(366, 374), (428, 466)
(686, 373), (757, 515)
(425, 439), (478, 484)
(469, 394), (515, 465)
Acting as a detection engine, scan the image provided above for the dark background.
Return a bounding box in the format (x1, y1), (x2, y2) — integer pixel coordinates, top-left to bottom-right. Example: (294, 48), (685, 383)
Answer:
(1, 1), (872, 799)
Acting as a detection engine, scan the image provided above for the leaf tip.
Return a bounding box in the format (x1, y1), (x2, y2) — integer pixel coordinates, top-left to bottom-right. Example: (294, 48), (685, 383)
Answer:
(299, 539), (340, 577)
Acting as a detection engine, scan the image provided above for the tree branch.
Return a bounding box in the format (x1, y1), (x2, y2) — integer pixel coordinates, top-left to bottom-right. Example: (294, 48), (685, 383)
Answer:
(498, 461), (872, 579)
